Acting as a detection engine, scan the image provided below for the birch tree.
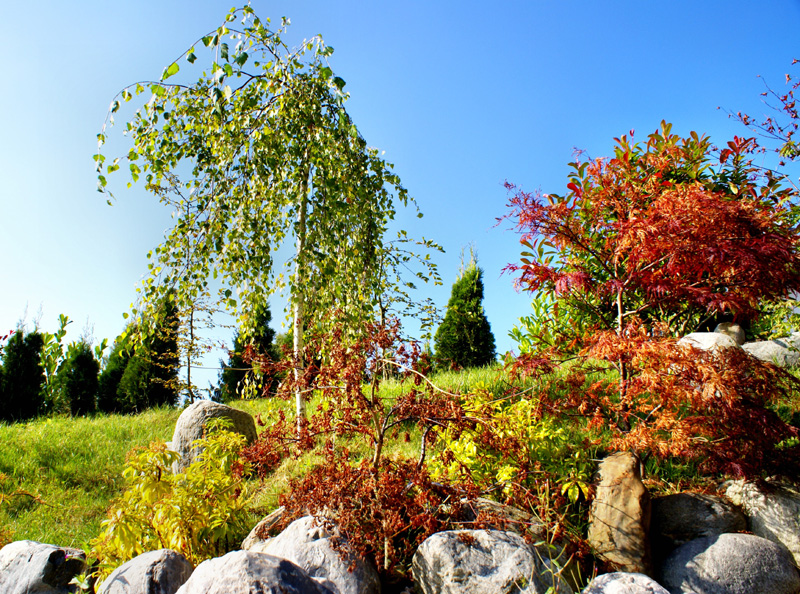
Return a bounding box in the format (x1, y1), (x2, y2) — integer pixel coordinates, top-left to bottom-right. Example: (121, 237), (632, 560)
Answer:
(96, 6), (435, 430)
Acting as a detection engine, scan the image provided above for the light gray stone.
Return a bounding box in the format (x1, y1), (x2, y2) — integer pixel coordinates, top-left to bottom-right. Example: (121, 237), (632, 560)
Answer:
(650, 492), (746, 561)
(171, 400), (257, 472)
(725, 479), (800, 566)
(582, 572), (669, 594)
(659, 533), (800, 594)
(253, 516), (380, 594)
(98, 549), (193, 594)
(411, 529), (572, 594)
(587, 452), (651, 574)
(174, 550), (332, 594)
(742, 333), (800, 367)
(0, 540), (87, 594)
(713, 323), (746, 346)
(678, 332), (739, 352)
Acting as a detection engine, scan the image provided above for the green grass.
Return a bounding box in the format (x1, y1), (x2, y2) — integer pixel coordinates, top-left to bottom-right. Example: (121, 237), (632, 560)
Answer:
(0, 407), (181, 548)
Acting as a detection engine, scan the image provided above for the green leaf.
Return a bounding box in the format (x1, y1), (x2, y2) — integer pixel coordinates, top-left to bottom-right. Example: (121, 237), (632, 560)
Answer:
(187, 52), (197, 64)
(333, 76), (346, 90)
(163, 62), (180, 80)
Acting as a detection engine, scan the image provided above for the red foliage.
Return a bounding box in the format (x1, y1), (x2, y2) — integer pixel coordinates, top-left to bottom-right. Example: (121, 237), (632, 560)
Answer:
(512, 318), (800, 479)
(504, 122), (800, 331)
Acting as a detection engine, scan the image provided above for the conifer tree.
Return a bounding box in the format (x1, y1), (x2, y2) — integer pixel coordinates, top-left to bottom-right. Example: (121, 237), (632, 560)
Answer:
(434, 253), (496, 369)
(61, 342), (100, 416)
(218, 305), (279, 401)
(0, 330), (45, 421)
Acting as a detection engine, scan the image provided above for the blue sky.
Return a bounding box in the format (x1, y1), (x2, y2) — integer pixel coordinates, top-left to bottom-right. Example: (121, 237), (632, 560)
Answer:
(1, 1), (799, 391)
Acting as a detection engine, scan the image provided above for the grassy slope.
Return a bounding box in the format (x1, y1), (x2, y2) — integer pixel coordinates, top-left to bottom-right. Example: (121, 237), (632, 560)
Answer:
(0, 366), (508, 550)
(0, 407), (181, 548)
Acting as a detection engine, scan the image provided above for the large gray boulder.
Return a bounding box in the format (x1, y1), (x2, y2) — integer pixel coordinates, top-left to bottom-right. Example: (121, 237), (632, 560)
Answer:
(587, 452), (651, 575)
(742, 333), (800, 367)
(171, 400), (257, 472)
(0, 540), (87, 594)
(725, 479), (800, 566)
(251, 516), (380, 594)
(650, 492), (746, 562)
(98, 549), (193, 594)
(659, 533), (800, 594)
(174, 550), (332, 594)
(411, 529), (572, 594)
(678, 332), (739, 352)
(582, 572), (669, 594)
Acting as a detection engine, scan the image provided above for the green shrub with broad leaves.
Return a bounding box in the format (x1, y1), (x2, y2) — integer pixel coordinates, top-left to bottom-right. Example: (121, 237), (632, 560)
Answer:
(90, 420), (252, 580)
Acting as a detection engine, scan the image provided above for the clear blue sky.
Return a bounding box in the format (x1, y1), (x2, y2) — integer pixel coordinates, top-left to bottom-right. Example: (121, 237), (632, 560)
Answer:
(1, 1), (799, 390)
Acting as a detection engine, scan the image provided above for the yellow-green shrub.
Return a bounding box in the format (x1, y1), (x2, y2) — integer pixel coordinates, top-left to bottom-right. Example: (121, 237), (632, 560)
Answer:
(90, 421), (252, 580)
(431, 383), (595, 504)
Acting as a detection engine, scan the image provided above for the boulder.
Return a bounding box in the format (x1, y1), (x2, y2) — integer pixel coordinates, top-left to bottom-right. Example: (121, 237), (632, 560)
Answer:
(725, 479), (800, 566)
(582, 572), (669, 594)
(677, 332), (739, 352)
(174, 550), (332, 594)
(587, 452), (651, 575)
(98, 549), (193, 594)
(411, 529), (572, 594)
(242, 506), (285, 550)
(251, 516), (379, 594)
(650, 492), (746, 562)
(742, 333), (800, 367)
(713, 323), (746, 346)
(171, 401), (257, 472)
(659, 533), (800, 594)
(0, 540), (87, 594)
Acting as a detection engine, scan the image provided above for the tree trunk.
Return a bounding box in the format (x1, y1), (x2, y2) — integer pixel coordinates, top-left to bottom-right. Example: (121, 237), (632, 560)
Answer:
(293, 153), (311, 436)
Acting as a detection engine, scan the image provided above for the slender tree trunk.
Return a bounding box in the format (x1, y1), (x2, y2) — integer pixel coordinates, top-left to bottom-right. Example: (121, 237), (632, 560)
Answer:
(186, 307), (195, 404)
(293, 152), (312, 436)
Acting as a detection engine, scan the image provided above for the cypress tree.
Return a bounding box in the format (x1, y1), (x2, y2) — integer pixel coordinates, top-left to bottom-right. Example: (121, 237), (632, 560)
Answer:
(434, 261), (496, 369)
(61, 342), (100, 416)
(97, 339), (132, 413)
(0, 330), (45, 422)
(218, 305), (279, 401)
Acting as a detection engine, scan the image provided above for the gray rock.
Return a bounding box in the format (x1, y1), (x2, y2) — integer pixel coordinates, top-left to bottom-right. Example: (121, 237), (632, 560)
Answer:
(97, 549), (193, 594)
(242, 506), (285, 550)
(0, 540), (87, 594)
(713, 323), (746, 346)
(174, 550), (332, 594)
(650, 493), (746, 561)
(253, 516), (380, 594)
(659, 533), (800, 594)
(582, 572), (669, 594)
(678, 332), (739, 352)
(725, 479), (800, 566)
(171, 400), (257, 472)
(587, 452), (651, 574)
(742, 333), (800, 367)
(411, 529), (572, 594)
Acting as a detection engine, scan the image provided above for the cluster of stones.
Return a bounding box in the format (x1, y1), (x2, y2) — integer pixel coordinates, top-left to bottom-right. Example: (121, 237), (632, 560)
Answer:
(583, 450), (800, 594)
